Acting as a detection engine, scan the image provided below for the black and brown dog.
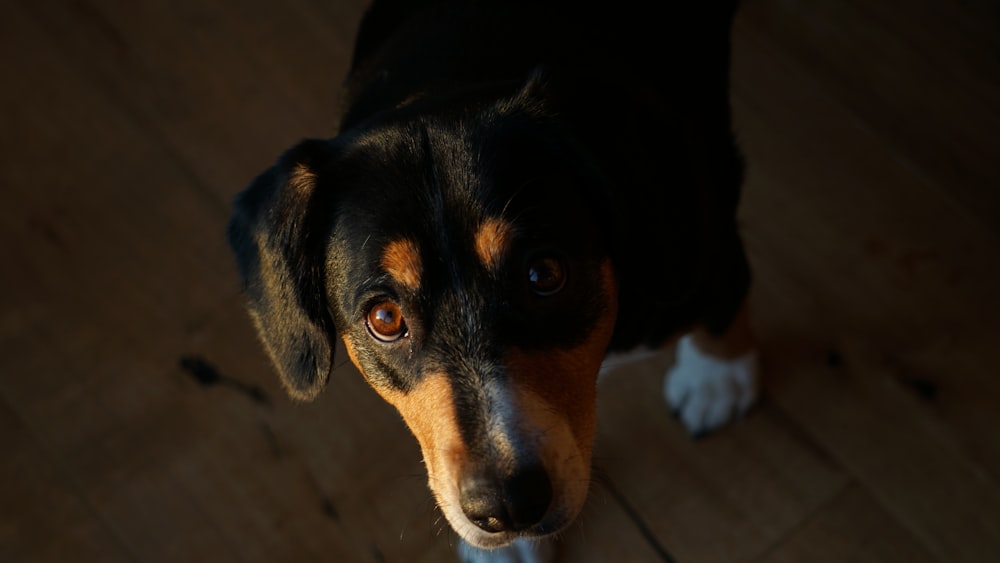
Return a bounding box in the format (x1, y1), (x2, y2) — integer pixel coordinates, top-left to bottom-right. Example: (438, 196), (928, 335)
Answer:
(228, 1), (756, 560)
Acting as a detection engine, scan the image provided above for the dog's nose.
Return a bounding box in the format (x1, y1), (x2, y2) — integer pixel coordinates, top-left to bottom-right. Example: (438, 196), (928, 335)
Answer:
(459, 465), (552, 533)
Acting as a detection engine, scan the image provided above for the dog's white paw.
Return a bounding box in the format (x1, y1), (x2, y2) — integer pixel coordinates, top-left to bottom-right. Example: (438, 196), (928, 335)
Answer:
(457, 537), (554, 563)
(664, 334), (758, 437)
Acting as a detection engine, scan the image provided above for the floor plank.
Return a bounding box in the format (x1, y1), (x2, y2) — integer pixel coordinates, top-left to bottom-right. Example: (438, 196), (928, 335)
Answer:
(0, 400), (133, 563)
(740, 0), (1000, 231)
(732, 14), (1000, 560)
(733, 12), (1000, 485)
(756, 485), (937, 563)
(20, 0), (363, 203)
(766, 342), (1000, 562)
(0, 0), (237, 461)
(596, 352), (849, 562)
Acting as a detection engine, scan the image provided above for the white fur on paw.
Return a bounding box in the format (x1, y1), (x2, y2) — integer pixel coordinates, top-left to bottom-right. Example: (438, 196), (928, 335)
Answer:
(664, 335), (759, 436)
(457, 537), (554, 563)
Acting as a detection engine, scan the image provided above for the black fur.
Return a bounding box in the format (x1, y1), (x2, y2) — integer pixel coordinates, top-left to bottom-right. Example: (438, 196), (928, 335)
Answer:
(229, 0), (747, 399)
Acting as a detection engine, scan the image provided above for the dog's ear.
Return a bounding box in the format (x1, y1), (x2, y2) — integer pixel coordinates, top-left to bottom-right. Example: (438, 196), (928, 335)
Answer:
(227, 139), (339, 400)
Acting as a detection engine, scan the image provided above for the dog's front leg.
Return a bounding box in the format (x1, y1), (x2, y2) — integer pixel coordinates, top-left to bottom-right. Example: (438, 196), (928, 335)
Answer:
(664, 299), (759, 437)
(457, 537), (555, 563)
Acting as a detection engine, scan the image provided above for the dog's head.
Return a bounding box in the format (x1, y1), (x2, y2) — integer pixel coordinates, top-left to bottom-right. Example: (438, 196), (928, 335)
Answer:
(229, 77), (618, 548)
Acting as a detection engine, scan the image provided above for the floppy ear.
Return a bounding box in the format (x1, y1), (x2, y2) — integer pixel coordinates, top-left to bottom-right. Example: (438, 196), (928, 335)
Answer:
(227, 139), (339, 400)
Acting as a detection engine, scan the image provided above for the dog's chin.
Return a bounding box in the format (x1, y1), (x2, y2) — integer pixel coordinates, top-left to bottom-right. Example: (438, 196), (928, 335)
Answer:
(447, 508), (574, 550)
(435, 479), (585, 549)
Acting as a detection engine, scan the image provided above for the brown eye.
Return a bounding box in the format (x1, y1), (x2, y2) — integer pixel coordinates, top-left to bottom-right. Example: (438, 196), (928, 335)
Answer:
(366, 301), (407, 342)
(527, 255), (567, 296)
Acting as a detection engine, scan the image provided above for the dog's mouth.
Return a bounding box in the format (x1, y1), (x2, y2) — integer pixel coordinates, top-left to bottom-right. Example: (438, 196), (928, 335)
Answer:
(451, 509), (572, 550)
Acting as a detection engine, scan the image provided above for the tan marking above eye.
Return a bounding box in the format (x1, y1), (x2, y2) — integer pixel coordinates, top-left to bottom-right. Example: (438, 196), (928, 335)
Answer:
(475, 217), (515, 272)
(381, 239), (423, 290)
(289, 163), (317, 194)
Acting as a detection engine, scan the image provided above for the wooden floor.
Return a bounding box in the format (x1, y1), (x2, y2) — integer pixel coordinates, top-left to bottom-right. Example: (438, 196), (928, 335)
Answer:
(3, 1), (999, 561)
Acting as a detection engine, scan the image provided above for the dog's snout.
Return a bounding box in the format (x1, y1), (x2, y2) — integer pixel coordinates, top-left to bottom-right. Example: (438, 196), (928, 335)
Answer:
(459, 465), (553, 534)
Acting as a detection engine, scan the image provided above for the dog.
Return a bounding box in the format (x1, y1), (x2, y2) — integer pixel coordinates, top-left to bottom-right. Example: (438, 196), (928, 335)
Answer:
(227, 1), (756, 561)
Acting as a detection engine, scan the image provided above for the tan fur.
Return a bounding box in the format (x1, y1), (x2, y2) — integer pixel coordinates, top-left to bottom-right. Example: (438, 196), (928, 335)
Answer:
(381, 239), (423, 290)
(383, 374), (466, 471)
(341, 334), (468, 518)
(289, 163), (317, 194)
(474, 217), (515, 272)
(375, 372), (468, 519)
(505, 261), (618, 458)
(342, 334), (365, 375)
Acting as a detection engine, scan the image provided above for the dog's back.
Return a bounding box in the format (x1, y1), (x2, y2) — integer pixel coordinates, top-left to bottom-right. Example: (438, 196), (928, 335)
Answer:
(342, 0), (739, 128)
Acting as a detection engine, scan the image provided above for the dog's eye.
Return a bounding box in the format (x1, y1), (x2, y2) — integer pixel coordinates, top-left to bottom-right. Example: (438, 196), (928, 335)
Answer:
(527, 255), (567, 296)
(366, 301), (407, 342)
